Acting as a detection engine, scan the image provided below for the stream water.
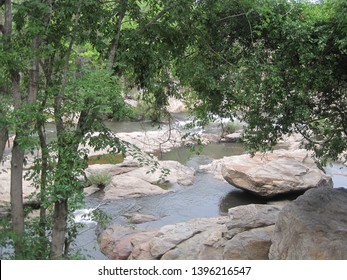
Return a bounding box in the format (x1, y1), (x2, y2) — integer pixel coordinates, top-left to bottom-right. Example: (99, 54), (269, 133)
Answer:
(72, 141), (253, 259)
(3, 117), (346, 259)
(71, 118), (347, 259)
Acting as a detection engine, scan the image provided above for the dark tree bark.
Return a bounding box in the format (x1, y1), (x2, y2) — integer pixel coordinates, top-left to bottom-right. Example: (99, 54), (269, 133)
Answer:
(37, 58), (54, 242)
(107, 0), (128, 71)
(10, 137), (25, 254)
(51, 199), (68, 260)
(0, 124), (8, 162)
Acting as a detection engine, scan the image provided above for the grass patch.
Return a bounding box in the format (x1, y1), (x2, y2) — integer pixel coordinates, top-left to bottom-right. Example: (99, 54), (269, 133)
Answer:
(88, 153), (124, 165)
(222, 121), (243, 134)
(157, 181), (171, 190)
(87, 172), (112, 188)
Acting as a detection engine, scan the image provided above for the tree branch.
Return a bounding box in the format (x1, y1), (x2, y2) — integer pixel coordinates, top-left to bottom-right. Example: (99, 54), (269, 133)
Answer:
(138, 5), (175, 33)
(217, 13), (246, 22)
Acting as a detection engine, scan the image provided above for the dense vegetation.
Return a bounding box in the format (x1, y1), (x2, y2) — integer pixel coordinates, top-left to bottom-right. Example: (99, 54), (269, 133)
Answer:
(0, 0), (346, 259)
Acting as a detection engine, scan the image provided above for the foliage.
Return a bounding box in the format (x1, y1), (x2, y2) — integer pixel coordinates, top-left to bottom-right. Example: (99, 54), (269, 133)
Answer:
(91, 208), (112, 231)
(87, 172), (112, 188)
(237, 0), (347, 163)
(0, 213), (78, 260)
(1, 0), (346, 260)
(175, 0), (347, 164)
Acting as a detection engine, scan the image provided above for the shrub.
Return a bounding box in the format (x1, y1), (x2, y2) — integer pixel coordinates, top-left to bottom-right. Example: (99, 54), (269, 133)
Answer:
(87, 172), (112, 188)
(222, 121), (243, 135)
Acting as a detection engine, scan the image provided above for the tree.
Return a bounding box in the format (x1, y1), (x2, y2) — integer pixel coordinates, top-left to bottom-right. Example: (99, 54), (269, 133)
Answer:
(236, 0), (347, 164)
(0, 0), (125, 259)
(176, 0), (347, 164)
(3, 0), (26, 256)
(1, 0), (195, 259)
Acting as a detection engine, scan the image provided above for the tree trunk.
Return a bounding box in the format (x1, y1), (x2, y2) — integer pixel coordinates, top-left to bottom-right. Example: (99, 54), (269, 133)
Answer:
(0, 124), (8, 162)
(37, 104), (48, 238)
(1, 0), (11, 162)
(50, 10), (81, 257)
(50, 199), (68, 260)
(28, 45), (39, 102)
(4, 0), (12, 35)
(10, 137), (25, 256)
(107, 0), (128, 71)
(10, 72), (24, 256)
(5, 0), (26, 257)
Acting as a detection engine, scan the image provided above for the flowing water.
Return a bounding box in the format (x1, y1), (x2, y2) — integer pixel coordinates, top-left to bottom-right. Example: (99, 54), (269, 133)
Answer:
(72, 124), (266, 260)
(73, 142), (252, 259)
(3, 117), (346, 259)
(72, 117), (347, 259)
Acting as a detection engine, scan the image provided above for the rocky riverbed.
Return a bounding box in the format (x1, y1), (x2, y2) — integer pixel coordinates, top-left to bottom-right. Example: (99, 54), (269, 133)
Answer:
(92, 131), (347, 260)
(1, 120), (346, 259)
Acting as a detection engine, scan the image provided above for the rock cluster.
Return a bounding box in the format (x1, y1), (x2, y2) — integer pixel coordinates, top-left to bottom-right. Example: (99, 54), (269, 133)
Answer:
(99, 204), (283, 260)
(99, 186), (347, 260)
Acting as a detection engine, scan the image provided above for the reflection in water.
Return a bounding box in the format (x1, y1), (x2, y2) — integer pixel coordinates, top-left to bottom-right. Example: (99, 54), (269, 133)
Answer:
(159, 142), (245, 164)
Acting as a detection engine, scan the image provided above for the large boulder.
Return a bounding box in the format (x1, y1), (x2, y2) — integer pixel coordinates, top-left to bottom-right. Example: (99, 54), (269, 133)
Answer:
(103, 175), (169, 199)
(126, 213), (159, 224)
(85, 163), (138, 177)
(226, 204), (282, 232)
(85, 159), (195, 200)
(269, 187), (347, 259)
(124, 160), (195, 187)
(98, 204), (283, 260)
(221, 149), (333, 197)
(199, 158), (227, 182)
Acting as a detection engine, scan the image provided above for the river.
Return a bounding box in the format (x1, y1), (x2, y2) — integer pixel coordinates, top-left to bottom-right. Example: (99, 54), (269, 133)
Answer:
(71, 118), (347, 259)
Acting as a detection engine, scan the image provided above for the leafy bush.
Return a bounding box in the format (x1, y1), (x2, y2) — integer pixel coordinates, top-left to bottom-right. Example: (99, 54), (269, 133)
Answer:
(87, 172), (112, 188)
(222, 121), (243, 135)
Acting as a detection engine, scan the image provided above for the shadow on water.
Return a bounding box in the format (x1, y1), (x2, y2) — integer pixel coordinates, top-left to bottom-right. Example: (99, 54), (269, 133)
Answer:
(219, 190), (305, 214)
(219, 191), (268, 214)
